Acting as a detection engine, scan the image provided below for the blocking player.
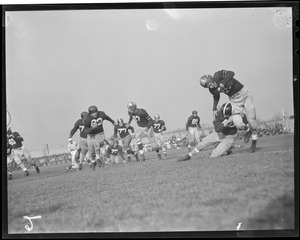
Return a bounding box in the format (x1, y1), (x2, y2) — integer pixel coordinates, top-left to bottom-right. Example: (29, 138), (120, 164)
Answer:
(127, 102), (162, 161)
(68, 111), (89, 170)
(185, 110), (205, 152)
(114, 118), (139, 162)
(7, 128), (40, 177)
(178, 102), (248, 161)
(106, 139), (126, 164)
(153, 114), (167, 159)
(83, 105), (115, 170)
(199, 70), (258, 152)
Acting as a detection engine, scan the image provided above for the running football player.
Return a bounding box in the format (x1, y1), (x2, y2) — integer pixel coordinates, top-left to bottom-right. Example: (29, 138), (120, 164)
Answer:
(178, 102), (248, 161)
(127, 102), (161, 161)
(7, 128), (40, 177)
(185, 110), (205, 152)
(153, 114), (167, 159)
(199, 70), (258, 152)
(82, 105), (116, 170)
(68, 111), (89, 170)
(114, 118), (139, 162)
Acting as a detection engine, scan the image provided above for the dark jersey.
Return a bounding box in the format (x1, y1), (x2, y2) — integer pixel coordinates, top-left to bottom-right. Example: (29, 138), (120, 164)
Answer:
(69, 119), (87, 139)
(7, 132), (23, 149)
(186, 116), (201, 130)
(114, 124), (134, 139)
(213, 110), (237, 135)
(153, 120), (166, 133)
(209, 70), (244, 110)
(128, 108), (154, 128)
(107, 145), (123, 157)
(83, 111), (115, 135)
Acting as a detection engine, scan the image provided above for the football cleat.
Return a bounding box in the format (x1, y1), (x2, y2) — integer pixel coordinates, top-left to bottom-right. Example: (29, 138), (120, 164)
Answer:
(8, 174), (12, 180)
(157, 153), (162, 160)
(24, 170), (30, 176)
(35, 166), (40, 174)
(225, 149), (232, 156)
(243, 129), (252, 143)
(78, 163), (82, 170)
(177, 155), (191, 162)
(140, 154), (145, 161)
(249, 140), (257, 153)
(66, 165), (72, 170)
(134, 153), (139, 161)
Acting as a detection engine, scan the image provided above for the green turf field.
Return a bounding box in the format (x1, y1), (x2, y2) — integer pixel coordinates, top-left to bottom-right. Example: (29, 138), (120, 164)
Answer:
(5, 134), (295, 234)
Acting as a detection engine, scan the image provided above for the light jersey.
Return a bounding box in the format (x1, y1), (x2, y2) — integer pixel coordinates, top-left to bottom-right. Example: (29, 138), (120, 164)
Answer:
(186, 116), (200, 129)
(7, 132), (23, 149)
(114, 124), (134, 139)
(128, 108), (154, 128)
(153, 120), (166, 133)
(83, 111), (114, 135)
(69, 119), (87, 139)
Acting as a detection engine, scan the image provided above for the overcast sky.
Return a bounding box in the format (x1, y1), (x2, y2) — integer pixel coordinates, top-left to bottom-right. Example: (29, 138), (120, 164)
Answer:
(5, 6), (294, 151)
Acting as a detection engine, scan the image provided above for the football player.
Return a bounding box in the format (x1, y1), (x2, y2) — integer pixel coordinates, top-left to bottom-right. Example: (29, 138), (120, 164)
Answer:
(153, 114), (167, 159)
(127, 102), (162, 161)
(178, 102), (248, 161)
(185, 110), (205, 152)
(114, 118), (139, 162)
(7, 128), (40, 177)
(199, 70), (258, 152)
(82, 105), (116, 170)
(68, 111), (89, 170)
(67, 139), (80, 170)
(106, 139), (126, 164)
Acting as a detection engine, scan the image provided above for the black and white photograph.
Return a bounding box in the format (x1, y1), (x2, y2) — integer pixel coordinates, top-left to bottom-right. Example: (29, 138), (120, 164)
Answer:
(2, 0), (298, 237)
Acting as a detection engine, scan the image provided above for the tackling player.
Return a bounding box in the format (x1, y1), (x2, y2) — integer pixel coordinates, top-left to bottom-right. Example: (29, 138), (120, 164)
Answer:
(82, 105), (115, 170)
(114, 118), (139, 162)
(185, 110), (205, 152)
(199, 70), (258, 153)
(7, 128), (40, 177)
(178, 102), (248, 161)
(68, 111), (89, 170)
(153, 114), (167, 159)
(127, 102), (162, 161)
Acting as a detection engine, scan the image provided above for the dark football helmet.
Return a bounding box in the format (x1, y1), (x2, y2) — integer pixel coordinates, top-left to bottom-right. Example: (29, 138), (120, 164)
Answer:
(81, 111), (88, 119)
(88, 105), (98, 114)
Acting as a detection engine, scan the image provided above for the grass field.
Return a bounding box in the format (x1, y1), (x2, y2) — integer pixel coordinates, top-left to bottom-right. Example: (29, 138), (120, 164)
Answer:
(4, 134), (296, 235)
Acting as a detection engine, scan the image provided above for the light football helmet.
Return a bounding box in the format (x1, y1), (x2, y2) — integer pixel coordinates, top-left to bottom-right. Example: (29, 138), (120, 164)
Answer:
(222, 103), (232, 119)
(88, 105), (98, 114)
(127, 102), (137, 113)
(199, 75), (214, 88)
(154, 114), (160, 122)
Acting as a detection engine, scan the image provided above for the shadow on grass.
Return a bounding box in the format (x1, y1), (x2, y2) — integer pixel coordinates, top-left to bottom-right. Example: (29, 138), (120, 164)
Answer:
(243, 193), (295, 230)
